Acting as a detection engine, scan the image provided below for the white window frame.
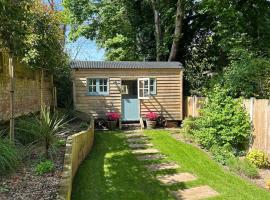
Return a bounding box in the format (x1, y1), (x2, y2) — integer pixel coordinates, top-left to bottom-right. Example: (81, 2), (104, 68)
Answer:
(138, 78), (150, 99)
(150, 78), (156, 95)
(87, 78), (109, 96)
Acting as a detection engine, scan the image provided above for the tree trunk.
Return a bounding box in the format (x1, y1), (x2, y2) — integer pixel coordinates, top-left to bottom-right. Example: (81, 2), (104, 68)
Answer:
(168, 0), (185, 61)
(151, 0), (163, 61)
(9, 52), (15, 142)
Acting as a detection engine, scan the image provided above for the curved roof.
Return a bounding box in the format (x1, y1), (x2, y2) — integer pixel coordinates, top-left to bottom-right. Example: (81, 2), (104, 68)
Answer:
(70, 61), (183, 69)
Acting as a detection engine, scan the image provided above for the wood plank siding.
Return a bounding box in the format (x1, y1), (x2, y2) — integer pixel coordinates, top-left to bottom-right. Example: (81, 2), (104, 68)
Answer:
(72, 68), (183, 120)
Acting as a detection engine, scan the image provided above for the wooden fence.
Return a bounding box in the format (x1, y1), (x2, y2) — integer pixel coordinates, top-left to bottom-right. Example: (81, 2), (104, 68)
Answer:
(57, 118), (95, 200)
(184, 96), (270, 157)
(0, 50), (55, 123)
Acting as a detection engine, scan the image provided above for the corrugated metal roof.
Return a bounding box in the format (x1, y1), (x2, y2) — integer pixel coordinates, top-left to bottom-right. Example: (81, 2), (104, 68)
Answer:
(70, 61), (183, 69)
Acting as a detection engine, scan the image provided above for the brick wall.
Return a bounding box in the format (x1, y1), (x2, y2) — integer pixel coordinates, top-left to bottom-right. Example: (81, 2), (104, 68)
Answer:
(0, 50), (53, 123)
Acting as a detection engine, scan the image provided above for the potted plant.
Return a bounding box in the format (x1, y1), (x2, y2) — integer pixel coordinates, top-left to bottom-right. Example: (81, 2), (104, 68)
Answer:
(106, 112), (121, 130)
(145, 112), (159, 129)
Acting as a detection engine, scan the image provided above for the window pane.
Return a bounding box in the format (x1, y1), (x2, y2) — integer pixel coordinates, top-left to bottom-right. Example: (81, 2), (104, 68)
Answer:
(100, 85), (104, 92)
(144, 80), (148, 87)
(104, 86), (107, 92)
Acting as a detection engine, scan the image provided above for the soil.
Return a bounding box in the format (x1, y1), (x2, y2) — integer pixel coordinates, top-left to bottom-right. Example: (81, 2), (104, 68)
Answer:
(0, 119), (85, 200)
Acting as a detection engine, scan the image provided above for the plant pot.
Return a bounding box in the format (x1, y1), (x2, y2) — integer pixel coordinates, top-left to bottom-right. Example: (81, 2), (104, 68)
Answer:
(146, 120), (157, 129)
(107, 120), (117, 130)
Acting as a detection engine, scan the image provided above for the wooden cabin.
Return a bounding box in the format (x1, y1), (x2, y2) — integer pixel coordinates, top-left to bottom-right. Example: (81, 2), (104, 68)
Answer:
(71, 61), (184, 124)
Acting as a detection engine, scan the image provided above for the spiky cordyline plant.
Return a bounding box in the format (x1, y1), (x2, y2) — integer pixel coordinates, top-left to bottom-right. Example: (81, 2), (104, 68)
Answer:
(17, 107), (68, 158)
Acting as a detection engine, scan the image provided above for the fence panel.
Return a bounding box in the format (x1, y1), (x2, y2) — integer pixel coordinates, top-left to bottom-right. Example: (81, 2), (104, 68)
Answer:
(184, 96), (270, 158)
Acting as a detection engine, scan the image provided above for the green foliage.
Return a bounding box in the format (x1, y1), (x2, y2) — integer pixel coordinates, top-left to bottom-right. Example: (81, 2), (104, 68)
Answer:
(64, 0), (270, 98)
(210, 145), (235, 165)
(192, 85), (251, 155)
(16, 108), (68, 158)
(80, 122), (89, 129)
(246, 150), (269, 168)
(0, 0), (69, 75)
(0, 135), (21, 175)
(223, 49), (270, 98)
(35, 160), (54, 175)
(16, 117), (40, 145)
(55, 139), (66, 148)
(227, 157), (259, 179)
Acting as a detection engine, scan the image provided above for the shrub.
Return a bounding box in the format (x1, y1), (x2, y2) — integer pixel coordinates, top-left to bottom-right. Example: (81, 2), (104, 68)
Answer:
(35, 160), (54, 175)
(0, 135), (21, 175)
(80, 122), (89, 129)
(246, 150), (269, 168)
(227, 157), (259, 178)
(210, 145), (235, 165)
(145, 112), (159, 121)
(106, 112), (121, 121)
(193, 85), (251, 154)
(181, 117), (197, 135)
(55, 139), (66, 148)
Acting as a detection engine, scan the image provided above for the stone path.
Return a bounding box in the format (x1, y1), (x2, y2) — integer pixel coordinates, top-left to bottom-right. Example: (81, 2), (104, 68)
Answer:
(128, 143), (153, 149)
(136, 154), (166, 161)
(171, 186), (219, 200)
(127, 138), (149, 143)
(125, 131), (219, 200)
(157, 173), (197, 185)
(145, 163), (180, 171)
(132, 148), (160, 154)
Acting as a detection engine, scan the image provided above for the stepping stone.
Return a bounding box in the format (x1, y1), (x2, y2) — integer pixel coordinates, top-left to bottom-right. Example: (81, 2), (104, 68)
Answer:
(124, 130), (142, 133)
(171, 186), (219, 200)
(157, 173), (197, 185)
(136, 154), (166, 161)
(145, 162), (179, 171)
(128, 143), (153, 149)
(127, 138), (149, 143)
(126, 133), (147, 138)
(132, 148), (160, 154)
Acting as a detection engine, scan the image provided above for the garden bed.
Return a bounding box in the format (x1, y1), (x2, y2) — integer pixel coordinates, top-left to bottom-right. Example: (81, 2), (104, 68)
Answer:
(171, 131), (270, 191)
(0, 119), (86, 200)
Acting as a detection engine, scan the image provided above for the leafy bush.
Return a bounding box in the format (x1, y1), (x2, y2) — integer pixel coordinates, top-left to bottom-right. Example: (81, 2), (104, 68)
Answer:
(35, 160), (54, 175)
(246, 150), (269, 168)
(181, 117), (197, 135)
(192, 85), (251, 155)
(55, 139), (66, 148)
(210, 145), (235, 165)
(0, 135), (21, 175)
(227, 157), (259, 178)
(80, 122), (89, 129)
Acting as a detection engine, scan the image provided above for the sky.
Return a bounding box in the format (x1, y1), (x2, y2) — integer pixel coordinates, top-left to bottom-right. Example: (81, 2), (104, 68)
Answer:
(44, 0), (105, 61)
(65, 34), (105, 61)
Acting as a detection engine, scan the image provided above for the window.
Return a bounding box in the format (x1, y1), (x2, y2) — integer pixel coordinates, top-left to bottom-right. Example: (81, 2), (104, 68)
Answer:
(150, 78), (156, 95)
(138, 78), (150, 99)
(87, 78), (109, 95)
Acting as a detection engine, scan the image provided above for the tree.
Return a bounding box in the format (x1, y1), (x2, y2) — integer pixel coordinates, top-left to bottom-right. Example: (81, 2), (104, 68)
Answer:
(64, 0), (270, 98)
(168, 0), (185, 61)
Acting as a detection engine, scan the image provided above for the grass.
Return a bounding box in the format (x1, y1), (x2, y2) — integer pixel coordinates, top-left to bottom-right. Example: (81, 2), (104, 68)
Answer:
(144, 130), (270, 200)
(72, 131), (174, 200)
(72, 130), (270, 200)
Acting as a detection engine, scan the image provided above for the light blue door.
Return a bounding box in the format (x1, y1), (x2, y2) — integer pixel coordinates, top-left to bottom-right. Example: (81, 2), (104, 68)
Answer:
(122, 98), (139, 121)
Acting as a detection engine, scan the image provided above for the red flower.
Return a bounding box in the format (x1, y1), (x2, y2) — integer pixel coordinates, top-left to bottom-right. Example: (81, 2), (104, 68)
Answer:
(145, 112), (159, 121)
(106, 112), (121, 121)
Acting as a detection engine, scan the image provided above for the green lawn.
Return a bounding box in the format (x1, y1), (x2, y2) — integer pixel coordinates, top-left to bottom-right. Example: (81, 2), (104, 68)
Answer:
(72, 130), (270, 200)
